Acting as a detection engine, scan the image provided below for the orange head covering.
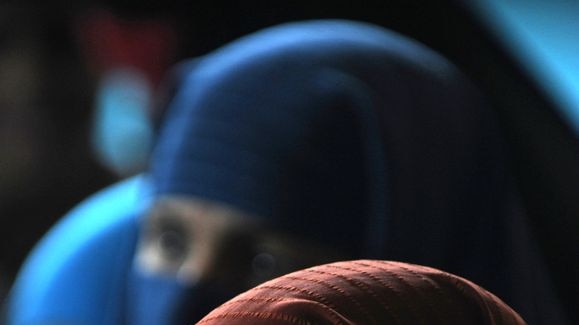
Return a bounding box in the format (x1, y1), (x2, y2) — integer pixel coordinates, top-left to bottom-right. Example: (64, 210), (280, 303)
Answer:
(197, 260), (526, 325)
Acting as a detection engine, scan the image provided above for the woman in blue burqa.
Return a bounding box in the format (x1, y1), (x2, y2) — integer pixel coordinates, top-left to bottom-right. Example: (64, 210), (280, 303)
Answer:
(7, 20), (566, 325)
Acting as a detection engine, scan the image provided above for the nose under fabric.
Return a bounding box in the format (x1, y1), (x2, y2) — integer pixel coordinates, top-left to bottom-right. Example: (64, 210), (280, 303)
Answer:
(127, 263), (246, 325)
(196, 260), (527, 325)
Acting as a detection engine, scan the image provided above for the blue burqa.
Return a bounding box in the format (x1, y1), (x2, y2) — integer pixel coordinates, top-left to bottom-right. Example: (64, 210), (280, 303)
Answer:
(7, 20), (566, 325)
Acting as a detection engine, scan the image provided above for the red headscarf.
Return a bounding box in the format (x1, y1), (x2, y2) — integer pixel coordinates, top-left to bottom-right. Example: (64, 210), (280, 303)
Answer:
(197, 260), (526, 325)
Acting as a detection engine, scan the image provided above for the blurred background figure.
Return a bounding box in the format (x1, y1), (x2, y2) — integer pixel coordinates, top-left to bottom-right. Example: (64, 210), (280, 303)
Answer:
(75, 7), (177, 177)
(4, 59), (195, 325)
(197, 260), (527, 325)
(0, 0), (179, 311)
(0, 1), (114, 301)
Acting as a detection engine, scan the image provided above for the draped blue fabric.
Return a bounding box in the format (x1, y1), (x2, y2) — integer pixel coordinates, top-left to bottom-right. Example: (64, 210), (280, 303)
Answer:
(150, 20), (561, 323)
(7, 176), (150, 325)
(152, 19), (459, 255)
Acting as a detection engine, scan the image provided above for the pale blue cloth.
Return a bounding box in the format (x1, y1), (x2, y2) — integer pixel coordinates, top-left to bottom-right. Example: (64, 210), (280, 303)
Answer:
(7, 175), (150, 325)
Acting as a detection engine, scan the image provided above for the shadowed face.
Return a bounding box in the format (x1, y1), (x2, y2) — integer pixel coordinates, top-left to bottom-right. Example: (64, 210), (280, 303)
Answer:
(136, 196), (346, 290)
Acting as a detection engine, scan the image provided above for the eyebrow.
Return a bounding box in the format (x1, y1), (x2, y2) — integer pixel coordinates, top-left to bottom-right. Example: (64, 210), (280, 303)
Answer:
(150, 199), (189, 217)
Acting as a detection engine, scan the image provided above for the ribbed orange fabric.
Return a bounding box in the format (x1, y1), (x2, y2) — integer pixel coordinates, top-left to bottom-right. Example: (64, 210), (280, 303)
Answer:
(196, 260), (526, 325)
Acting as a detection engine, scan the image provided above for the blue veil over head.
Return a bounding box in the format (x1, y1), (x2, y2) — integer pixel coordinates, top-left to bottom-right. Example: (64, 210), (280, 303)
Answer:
(143, 19), (556, 324)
